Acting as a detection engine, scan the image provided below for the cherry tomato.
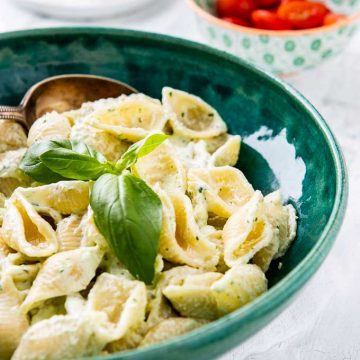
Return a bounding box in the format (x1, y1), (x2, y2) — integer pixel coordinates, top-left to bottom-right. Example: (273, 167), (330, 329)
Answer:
(251, 10), (293, 29)
(255, 0), (281, 8)
(277, 1), (330, 29)
(216, 0), (256, 20)
(323, 12), (346, 26)
(221, 16), (252, 26)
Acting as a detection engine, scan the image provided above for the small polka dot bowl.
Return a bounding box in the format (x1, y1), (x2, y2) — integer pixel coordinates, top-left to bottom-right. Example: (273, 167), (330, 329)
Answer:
(188, 0), (360, 75)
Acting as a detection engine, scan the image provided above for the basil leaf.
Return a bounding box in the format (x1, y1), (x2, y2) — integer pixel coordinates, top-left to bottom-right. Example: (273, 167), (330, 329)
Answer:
(116, 133), (168, 172)
(91, 173), (162, 284)
(40, 140), (115, 181)
(20, 140), (71, 183)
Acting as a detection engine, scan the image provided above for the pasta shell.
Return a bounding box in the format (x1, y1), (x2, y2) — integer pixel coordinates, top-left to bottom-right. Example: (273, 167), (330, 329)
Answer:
(252, 230), (280, 272)
(56, 214), (82, 252)
(0, 148), (31, 197)
(135, 142), (187, 194)
(20, 181), (90, 215)
(140, 318), (208, 347)
(64, 293), (87, 316)
(169, 137), (211, 169)
(0, 120), (27, 153)
(264, 191), (297, 258)
(12, 314), (105, 360)
(70, 122), (129, 162)
(106, 323), (146, 353)
(2, 191), (58, 258)
(163, 272), (222, 320)
(2, 253), (41, 292)
(20, 246), (103, 314)
(0, 275), (29, 360)
(88, 94), (167, 142)
(210, 135), (241, 167)
(0, 228), (13, 259)
(86, 273), (147, 343)
(188, 166), (254, 218)
(211, 263), (267, 315)
(204, 133), (229, 154)
(146, 266), (202, 329)
(223, 191), (274, 267)
(162, 87), (227, 139)
(30, 297), (66, 325)
(156, 187), (219, 270)
(80, 207), (108, 250)
(27, 112), (72, 146)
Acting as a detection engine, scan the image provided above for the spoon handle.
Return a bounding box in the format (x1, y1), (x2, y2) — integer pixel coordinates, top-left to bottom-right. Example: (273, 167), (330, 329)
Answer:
(0, 106), (28, 129)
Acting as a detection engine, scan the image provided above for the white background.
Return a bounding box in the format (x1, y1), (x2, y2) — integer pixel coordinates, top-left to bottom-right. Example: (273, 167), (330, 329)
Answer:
(0, 1), (360, 359)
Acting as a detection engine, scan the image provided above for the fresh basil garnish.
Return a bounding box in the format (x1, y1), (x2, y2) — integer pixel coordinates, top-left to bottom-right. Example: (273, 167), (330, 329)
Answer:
(116, 133), (168, 172)
(20, 140), (71, 183)
(91, 173), (162, 284)
(40, 140), (116, 181)
(20, 134), (167, 284)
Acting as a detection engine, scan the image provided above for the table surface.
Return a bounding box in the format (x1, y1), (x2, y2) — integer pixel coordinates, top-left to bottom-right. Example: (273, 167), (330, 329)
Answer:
(1, 1), (359, 359)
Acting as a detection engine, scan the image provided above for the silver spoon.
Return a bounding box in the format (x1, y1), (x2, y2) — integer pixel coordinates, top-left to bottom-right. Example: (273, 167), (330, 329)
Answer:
(0, 74), (138, 131)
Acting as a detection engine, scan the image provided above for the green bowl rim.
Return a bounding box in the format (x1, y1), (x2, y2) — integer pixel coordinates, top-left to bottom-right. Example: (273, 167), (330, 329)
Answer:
(0, 27), (348, 359)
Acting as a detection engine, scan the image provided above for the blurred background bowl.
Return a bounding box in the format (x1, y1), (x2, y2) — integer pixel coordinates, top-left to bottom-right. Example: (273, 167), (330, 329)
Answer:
(13, 0), (155, 20)
(188, 0), (360, 74)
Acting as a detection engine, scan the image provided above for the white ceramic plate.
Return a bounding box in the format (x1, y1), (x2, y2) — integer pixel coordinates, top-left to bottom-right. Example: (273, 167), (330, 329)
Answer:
(14, 0), (155, 20)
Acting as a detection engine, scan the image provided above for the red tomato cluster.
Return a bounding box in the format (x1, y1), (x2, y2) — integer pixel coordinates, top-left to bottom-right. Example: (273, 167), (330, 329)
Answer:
(216, 0), (346, 30)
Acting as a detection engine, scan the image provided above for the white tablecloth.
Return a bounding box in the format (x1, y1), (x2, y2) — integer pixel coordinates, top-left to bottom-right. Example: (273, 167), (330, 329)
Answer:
(1, 1), (359, 359)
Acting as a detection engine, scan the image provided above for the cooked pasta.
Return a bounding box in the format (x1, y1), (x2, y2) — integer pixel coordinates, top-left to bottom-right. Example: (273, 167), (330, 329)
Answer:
(0, 87), (297, 359)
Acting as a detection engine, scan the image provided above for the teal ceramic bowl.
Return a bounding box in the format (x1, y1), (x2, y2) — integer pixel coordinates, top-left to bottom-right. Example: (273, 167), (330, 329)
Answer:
(0, 28), (347, 360)
(188, 0), (360, 74)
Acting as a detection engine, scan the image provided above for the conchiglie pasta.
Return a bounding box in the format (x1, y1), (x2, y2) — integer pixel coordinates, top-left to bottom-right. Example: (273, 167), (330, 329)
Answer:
(2, 191), (58, 258)
(156, 186), (219, 270)
(264, 191), (297, 258)
(210, 135), (241, 167)
(88, 94), (167, 142)
(0, 275), (29, 360)
(0, 229), (13, 259)
(188, 166), (254, 218)
(56, 214), (82, 252)
(86, 273), (147, 344)
(163, 272), (222, 320)
(12, 314), (105, 360)
(211, 263), (267, 315)
(169, 137), (211, 169)
(135, 142), (186, 194)
(80, 207), (108, 250)
(162, 87), (227, 139)
(0, 89), (298, 357)
(0, 120), (27, 153)
(223, 191), (274, 267)
(19, 181), (90, 215)
(0, 149), (31, 196)
(252, 231), (280, 273)
(20, 246), (103, 314)
(163, 264), (267, 320)
(70, 122), (129, 162)
(27, 112), (72, 146)
(140, 318), (207, 347)
(2, 253), (41, 292)
(106, 324), (146, 353)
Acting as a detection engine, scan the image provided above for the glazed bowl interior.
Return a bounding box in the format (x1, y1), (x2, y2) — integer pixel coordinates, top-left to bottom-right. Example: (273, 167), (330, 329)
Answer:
(0, 28), (347, 360)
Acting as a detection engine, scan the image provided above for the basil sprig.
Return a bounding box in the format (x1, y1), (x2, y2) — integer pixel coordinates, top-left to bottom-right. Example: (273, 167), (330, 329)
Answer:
(91, 173), (162, 283)
(20, 133), (168, 284)
(116, 133), (169, 172)
(20, 139), (115, 183)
